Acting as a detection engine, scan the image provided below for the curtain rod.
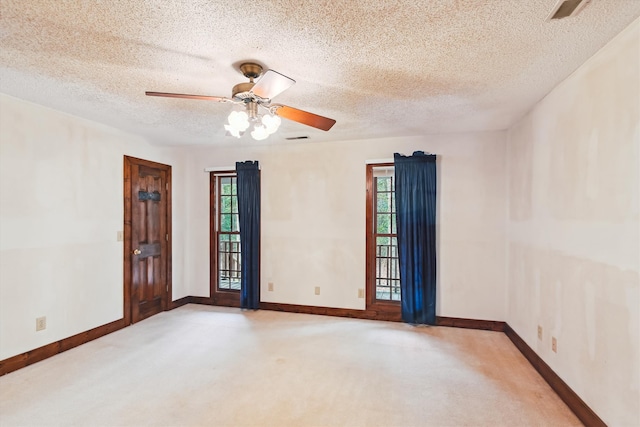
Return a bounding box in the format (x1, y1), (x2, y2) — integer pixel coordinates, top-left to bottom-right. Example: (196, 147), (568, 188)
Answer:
(366, 153), (438, 165)
(204, 166), (235, 172)
(204, 165), (263, 172)
(365, 158), (394, 164)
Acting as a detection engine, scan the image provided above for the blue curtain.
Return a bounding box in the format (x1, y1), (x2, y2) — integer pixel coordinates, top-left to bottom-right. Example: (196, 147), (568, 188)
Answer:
(394, 151), (437, 325)
(236, 161), (260, 309)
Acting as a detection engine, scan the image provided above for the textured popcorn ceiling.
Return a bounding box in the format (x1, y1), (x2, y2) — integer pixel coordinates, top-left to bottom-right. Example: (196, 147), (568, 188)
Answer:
(1, 1), (639, 146)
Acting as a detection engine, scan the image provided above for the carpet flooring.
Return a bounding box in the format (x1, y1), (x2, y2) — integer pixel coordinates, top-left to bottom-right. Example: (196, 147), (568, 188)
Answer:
(0, 305), (581, 426)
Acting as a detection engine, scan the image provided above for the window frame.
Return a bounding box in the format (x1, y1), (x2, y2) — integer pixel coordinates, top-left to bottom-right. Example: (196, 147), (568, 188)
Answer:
(210, 171), (242, 307)
(217, 174), (241, 292)
(366, 163), (401, 314)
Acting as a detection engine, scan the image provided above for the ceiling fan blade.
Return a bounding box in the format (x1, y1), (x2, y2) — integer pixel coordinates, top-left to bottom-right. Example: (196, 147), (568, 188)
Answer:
(274, 105), (336, 131)
(145, 92), (230, 102)
(250, 70), (295, 100)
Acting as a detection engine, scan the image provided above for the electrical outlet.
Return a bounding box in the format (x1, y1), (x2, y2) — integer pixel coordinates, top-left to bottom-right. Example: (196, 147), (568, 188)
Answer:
(36, 316), (46, 331)
(552, 337), (557, 353)
(268, 282), (274, 292)
(537, 325), (543, 340)
(358, 288), (364, 298)
(314, 286), (320, 295)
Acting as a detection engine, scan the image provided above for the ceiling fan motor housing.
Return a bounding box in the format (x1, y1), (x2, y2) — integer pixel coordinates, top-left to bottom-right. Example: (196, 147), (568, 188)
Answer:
(239, 62), (262, 80)
(232, 63), (266, 102)
(232, 82), (255, 100)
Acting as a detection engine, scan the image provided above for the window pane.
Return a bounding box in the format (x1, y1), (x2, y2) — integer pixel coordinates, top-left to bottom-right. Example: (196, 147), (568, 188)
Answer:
(218, 233), (241, 290)
(376, 236), (390, 246)
(377, 214), (391, 234)
(374, 234), (399, 301)
(376, 177), (391, 192)
(220, 214), (232, 232)
(390, 281), (401, 301)
(221, 195), (232, 213)
(377, 191), (392, 213)
(231, 214), (239, 232)
(231, 195), (238, 213)
(391, 187), (395, 210)
(221, 177), (232, 195)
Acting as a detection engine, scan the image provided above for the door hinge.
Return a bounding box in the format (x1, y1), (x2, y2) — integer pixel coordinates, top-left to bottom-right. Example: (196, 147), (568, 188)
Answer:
(166, 233), (169, 241)
(166, 285), (169, 292)
(166, 183), (168, 190)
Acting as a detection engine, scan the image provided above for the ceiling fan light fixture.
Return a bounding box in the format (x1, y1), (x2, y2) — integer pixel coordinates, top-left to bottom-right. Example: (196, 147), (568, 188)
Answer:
(227, 105), (280, 141)
(227, 110), (250, 131)
(250, 124), (270, 141)
(224, 124), (244, 138)
(262, 114), (281, 135)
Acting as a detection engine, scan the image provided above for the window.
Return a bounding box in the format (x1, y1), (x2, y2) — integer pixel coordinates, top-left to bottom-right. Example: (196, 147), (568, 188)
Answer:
(366, 164), (401, 310)
(210, 172), (242, 305)
(216, 175), (241, 291)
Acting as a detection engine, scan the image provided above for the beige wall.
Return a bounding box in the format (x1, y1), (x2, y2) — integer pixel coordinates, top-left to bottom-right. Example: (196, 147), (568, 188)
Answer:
(185, 131), (508, 320)
(0, 93), (508, 360)
(506, 19), (639, 426)
(0, 94), (188, 360)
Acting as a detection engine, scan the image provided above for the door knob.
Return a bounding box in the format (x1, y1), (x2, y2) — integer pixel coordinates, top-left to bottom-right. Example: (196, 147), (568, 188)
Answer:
(133, 249), (141, 255)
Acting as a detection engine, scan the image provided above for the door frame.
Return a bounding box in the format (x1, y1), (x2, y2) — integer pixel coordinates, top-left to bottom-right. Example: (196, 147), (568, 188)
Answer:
(123, 155), (172, 325)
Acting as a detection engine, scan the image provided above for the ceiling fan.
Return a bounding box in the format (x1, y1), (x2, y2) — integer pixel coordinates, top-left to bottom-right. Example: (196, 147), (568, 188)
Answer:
(146, 62), (336, 139)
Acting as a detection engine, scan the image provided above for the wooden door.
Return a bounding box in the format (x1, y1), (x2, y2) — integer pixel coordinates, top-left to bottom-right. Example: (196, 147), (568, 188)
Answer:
(124, 156), (171, 324)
